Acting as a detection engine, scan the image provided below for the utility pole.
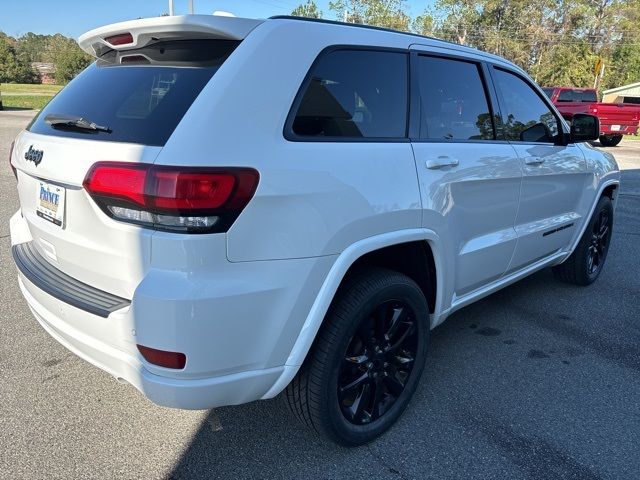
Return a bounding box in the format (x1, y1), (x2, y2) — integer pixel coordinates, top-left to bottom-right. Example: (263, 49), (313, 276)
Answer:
(168, 0), (194, 16)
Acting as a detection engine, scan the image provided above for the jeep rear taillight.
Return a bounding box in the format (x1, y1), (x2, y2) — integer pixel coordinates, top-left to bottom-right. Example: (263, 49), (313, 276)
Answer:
(83, 162), (259, 233)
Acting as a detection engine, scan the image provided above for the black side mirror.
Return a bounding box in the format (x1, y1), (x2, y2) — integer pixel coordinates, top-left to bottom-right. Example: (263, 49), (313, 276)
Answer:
(570, 113), (600, 142)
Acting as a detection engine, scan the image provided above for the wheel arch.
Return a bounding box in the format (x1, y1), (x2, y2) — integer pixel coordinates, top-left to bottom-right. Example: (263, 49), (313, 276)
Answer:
(601, 183), (617, 201)
(564, 178), (620, 260)
(262, 228), (445, 399)
(345, 241), (437, 314)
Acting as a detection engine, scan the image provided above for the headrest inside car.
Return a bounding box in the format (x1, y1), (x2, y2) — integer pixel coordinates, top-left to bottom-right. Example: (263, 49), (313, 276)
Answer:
(297, 79), (355, 119)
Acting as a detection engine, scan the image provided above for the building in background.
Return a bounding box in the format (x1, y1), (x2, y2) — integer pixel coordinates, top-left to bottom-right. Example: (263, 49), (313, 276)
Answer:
(31, 63), (56, 84)
(603, 82), (640, 104)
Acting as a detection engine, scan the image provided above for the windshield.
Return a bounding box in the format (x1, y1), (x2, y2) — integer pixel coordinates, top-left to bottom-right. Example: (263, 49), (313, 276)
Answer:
(28, 39), (239, 146)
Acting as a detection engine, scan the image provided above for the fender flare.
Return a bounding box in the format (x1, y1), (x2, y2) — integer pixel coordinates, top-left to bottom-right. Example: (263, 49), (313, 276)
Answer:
(563, 178), (620, 261)
(262, 228), (445, 399)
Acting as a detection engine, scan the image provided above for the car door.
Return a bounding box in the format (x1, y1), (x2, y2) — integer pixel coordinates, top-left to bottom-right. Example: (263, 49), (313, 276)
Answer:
(409, 48), (523, 300)
(488, 66), (588, 273)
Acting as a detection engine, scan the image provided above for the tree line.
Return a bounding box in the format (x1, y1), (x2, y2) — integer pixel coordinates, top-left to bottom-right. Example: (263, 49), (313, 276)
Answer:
(292, 0), (640, 91)
(0, 32), (91, 84)
(2, 3), (637, 90)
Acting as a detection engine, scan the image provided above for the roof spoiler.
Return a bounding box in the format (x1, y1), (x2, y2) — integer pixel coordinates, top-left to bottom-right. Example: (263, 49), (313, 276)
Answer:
(78, 15), (263, 57)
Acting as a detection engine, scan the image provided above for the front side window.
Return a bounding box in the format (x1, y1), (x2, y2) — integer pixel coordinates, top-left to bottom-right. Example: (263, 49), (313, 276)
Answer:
(290, 49), (408, 139)
(416, 55), (495, 141)
(493, 68), (560, 143)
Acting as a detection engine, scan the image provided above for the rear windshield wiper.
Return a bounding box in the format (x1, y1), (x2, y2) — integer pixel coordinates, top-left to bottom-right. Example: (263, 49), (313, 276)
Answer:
(45, 114), (112, 133)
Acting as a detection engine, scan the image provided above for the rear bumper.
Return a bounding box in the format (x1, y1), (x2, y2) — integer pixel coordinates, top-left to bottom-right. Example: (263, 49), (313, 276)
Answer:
(10, 210), (332, 409)
(12, 242), (130, 318)
(17, 273), (285, 409)
(599, 123), (639, 135)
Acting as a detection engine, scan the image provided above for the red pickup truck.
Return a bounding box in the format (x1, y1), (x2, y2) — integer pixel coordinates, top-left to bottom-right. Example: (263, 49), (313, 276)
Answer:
(542, 87), (640, 146)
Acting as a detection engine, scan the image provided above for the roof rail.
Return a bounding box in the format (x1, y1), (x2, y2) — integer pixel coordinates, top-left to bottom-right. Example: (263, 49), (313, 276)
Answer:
(268, 15), (458, 48)
(268, 15), (522, 73)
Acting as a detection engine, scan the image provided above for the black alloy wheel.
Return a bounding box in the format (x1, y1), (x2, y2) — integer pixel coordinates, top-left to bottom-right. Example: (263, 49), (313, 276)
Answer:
(284, 267), (429, 446)
(586, 208), (611, 276)
(338, 300), (418, 425)
(553, 195), (614, 285)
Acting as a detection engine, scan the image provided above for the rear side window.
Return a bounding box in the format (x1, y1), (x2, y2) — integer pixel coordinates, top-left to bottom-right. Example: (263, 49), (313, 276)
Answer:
(493, 68), (560, 143)
(415, 55), (494, 141)
(290, 49), (408, 139)
(28, 39), (239, 146)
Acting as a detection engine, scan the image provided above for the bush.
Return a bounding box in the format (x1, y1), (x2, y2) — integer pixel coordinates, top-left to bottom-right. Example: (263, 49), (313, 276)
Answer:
(0, 37), (37, 83)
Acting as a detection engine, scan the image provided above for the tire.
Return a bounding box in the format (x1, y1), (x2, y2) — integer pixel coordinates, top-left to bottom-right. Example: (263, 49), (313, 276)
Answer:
(284, 267), (429, 446)
(599, 134), (623, 147)
(553, 195), (613, 286)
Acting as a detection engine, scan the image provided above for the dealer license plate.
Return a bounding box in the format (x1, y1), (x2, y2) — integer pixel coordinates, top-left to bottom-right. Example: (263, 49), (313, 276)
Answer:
(36, 181), (65, 227)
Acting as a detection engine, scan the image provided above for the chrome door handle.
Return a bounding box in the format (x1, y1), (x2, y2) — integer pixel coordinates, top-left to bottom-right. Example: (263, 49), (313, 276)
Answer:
(426, 156), (459, 169)
(524, 156), (545, 165)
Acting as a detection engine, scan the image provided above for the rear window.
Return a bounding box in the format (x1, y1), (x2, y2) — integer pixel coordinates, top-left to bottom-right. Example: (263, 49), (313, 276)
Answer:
(557, 89), (598, 103)
(28, 39), (239, 146)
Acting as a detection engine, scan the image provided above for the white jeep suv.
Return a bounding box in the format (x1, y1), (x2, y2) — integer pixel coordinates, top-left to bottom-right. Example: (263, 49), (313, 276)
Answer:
(9, 15), (619, 445)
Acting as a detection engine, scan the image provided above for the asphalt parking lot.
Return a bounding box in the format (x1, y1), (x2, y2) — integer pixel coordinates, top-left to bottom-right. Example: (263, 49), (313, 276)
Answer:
(1, 108), (639, 480)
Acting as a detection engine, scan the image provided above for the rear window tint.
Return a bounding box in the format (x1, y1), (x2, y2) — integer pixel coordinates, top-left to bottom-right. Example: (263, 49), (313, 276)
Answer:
(557, 89), (597, 103)
(290, 49), (408, 139)
(28, 39), (239, 146)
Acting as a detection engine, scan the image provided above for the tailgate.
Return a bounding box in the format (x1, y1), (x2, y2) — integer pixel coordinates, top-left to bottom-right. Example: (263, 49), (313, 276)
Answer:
(12, 132), (159, 299)
(595, 103), (640, 129)
(10, 34), (242, 299)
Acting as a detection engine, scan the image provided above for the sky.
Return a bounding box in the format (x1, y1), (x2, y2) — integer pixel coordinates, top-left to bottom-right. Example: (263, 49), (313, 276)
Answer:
(1, 0), (432, 39)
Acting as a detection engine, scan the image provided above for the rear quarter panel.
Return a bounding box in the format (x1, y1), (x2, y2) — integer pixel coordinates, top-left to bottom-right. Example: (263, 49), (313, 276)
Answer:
(157, 20), (422, 262)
